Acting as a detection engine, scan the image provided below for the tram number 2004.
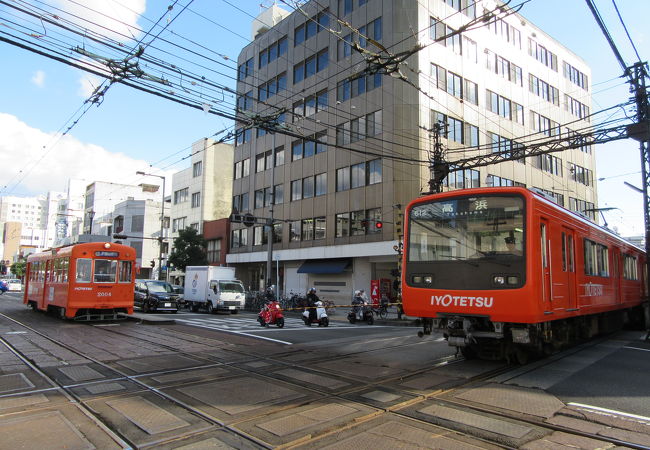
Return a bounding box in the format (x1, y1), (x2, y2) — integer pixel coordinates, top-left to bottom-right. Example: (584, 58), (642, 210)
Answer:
(97, 292), (112, 297)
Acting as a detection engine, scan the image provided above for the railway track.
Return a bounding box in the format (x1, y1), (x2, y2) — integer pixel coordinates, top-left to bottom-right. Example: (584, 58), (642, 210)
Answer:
(1, 310), (648, 449)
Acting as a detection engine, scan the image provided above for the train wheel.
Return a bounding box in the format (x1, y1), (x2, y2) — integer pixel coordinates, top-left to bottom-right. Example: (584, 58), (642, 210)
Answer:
(58, 307), (67, 320)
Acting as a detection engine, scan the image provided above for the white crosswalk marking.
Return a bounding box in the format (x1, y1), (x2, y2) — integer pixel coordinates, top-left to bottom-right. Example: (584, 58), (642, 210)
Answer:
(175, 316), (350, 332)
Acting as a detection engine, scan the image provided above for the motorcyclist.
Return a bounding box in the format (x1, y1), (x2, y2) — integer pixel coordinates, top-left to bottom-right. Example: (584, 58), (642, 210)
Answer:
(306, 287), (319, 321)
(352, 290), (364, 320)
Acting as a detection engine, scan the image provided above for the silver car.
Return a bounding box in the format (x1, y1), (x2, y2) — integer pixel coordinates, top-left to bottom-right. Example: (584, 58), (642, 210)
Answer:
(6, 279), (22, 291)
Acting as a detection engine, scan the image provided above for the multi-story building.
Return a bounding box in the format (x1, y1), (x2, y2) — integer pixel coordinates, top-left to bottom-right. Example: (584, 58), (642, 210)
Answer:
(111, 198), (164, 279)
(229, 0), (595, 302)
(83, 181), (162, 237)
(168, 138), (235, 283)
(0, 192), (65, 261)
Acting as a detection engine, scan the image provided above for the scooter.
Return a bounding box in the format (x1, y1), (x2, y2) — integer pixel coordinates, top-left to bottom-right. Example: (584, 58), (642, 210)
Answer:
(348, 300), (374, 325)
(258, 300), (285, 328)
(0, 282), (7, 295)
(302, 300), (329, 327)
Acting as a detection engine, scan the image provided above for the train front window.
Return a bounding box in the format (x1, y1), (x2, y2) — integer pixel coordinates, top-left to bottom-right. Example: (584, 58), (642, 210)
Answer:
(408, 195), (525, 262)
(76, 259), (92, 283)
(94, 259), (117, 283)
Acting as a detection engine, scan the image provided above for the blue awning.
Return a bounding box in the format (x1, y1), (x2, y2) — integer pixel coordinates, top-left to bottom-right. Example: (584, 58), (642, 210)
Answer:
(297, 259), (351, 274)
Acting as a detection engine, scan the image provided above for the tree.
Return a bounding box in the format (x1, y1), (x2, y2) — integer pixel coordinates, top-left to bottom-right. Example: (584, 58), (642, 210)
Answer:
(167, 227), (208, 271)
(10, 259), (26, 279)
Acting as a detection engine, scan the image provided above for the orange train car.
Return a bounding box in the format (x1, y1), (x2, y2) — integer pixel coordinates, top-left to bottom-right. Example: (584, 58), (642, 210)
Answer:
(24, 242), (136, 320)
(402, 187), (646, 362)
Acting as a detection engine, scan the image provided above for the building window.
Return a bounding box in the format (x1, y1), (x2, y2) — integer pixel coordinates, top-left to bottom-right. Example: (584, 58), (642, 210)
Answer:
(130, 215), (144, 233)
(350, 210), (365, 236)
(274, 184), (284, 204)
(173, 188), (188, 204)
(303, 177), (314, 199)
(350, 163), (365, 189)
(172, 217), (186, 232)
(291, 180), (302, 201)
(315, 173), (327, 196)
(314, 216), (326, 239)
(367, 159), (382, 184)
(336, 167), (350, 191)
(255, 189), (265, 209)
(301, 218), (314, 240)
(290, 221), (301, 241)
(193, 161), (203, 177)
(253, 226), (267, 246)
(207, 239), (221, 263)
(336, 213), (349, 237)
(191, 192), (201, 208)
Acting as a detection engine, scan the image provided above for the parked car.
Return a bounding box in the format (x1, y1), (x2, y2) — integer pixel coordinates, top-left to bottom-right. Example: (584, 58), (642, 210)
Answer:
(171, 284), (185, 307)
(6, 279), (22, 291)
(134, 280), (179, 313)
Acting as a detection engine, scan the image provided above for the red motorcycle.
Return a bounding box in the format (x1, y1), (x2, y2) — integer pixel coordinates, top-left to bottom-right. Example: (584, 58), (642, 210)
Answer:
(258, 300), (285, 328)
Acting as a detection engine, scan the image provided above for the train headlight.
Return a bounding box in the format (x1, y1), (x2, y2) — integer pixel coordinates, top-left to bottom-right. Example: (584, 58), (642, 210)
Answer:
(424, 276), (433, 284)
(493, 276), (505, 285)
(507, 276), (519, 285)
(413, 276), (422, 283)
(104, 243), (111, 249)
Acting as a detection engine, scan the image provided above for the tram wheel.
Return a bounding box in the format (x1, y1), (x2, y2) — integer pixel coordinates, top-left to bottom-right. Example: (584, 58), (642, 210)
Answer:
(59, 307), (67, 320)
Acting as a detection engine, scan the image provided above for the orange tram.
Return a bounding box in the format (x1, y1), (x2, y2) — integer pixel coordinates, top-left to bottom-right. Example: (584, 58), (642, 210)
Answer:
(24, 242), (136, 320)
(402, 187), (647, 363)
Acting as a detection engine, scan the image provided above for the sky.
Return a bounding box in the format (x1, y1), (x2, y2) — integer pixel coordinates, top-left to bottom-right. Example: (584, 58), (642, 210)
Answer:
(0, 0), (648, 236)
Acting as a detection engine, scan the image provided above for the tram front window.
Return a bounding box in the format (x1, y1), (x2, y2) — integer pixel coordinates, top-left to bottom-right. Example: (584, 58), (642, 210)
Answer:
(94, 259), (117, 283)
(408, 194), (525, 263)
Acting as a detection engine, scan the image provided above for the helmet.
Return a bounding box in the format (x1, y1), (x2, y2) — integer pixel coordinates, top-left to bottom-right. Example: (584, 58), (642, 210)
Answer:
(354, 290), (360, 296)
(309, 287), (316, 293)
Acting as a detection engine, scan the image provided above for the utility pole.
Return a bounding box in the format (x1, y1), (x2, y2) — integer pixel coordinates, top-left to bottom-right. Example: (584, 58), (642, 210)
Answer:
(266, 132), (276, 300)
(423, 121), (450, 195)
(136, 171), (166, 281)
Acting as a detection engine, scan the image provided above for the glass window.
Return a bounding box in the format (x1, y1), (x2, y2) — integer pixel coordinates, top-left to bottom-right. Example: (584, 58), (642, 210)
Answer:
(336, 167), (350, 191)
(274, 184), (284, 204)
(291, 180), (302, 201)
(303, 177), (314, 198)
(351, 162), (365, 188)
(304, 139), (315, 158)
(351, 210), (365, 236)
(290, 221), (301, 241)
(75, 259), (92, 283)
(292, 140), (303, 161)
(315, 217), (326, 239)
(315, 173), (327, 196)
(94, 259), (117, 283)
(302, 218), (314, 240)
(118, 261), (132, 282)
(193, 161), (202, 177)
(336, 213), (349, 237)
(275, 147), (285, 166)
(367, 159), (382, 184)
(408, 195), (525, 263)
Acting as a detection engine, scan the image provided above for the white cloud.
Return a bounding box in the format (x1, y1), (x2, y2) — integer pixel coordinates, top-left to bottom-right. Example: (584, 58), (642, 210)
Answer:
(0, 113), (172, 197)
(78, 74), (103, 98)
(31, 70), (46, 88)
(52, 0), (147, 42)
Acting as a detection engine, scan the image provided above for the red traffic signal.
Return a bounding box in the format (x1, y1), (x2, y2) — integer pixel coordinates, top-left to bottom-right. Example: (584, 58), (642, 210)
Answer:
(375, 221), (383, 229)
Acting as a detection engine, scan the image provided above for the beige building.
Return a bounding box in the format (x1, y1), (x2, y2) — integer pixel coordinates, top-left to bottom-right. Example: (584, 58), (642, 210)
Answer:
(228, 0), (595, 301)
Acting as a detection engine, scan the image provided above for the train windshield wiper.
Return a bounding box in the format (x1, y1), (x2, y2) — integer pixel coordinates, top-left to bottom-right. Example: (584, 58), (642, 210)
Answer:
(438, 255), (478, 267)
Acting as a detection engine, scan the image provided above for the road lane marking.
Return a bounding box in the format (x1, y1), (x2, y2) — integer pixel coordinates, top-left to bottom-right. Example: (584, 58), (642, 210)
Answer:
(568, 402), (650, 422)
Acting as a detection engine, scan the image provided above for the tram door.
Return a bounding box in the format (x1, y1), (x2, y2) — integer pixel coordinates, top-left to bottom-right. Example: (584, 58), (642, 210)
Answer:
(540, 220), (552, 306)
(560, 228), (577, 311)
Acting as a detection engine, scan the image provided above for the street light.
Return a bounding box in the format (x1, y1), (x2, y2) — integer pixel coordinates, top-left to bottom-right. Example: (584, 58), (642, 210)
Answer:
(136, 170), (166, 280)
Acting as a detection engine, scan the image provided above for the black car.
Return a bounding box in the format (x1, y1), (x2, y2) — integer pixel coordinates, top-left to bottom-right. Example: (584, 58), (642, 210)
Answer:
(134, 280), (179, 313)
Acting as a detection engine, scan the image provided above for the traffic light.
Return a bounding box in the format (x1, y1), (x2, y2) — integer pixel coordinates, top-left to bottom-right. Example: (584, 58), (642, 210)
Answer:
(375, 220), (383, 229)
(150, 260), (155, 268)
